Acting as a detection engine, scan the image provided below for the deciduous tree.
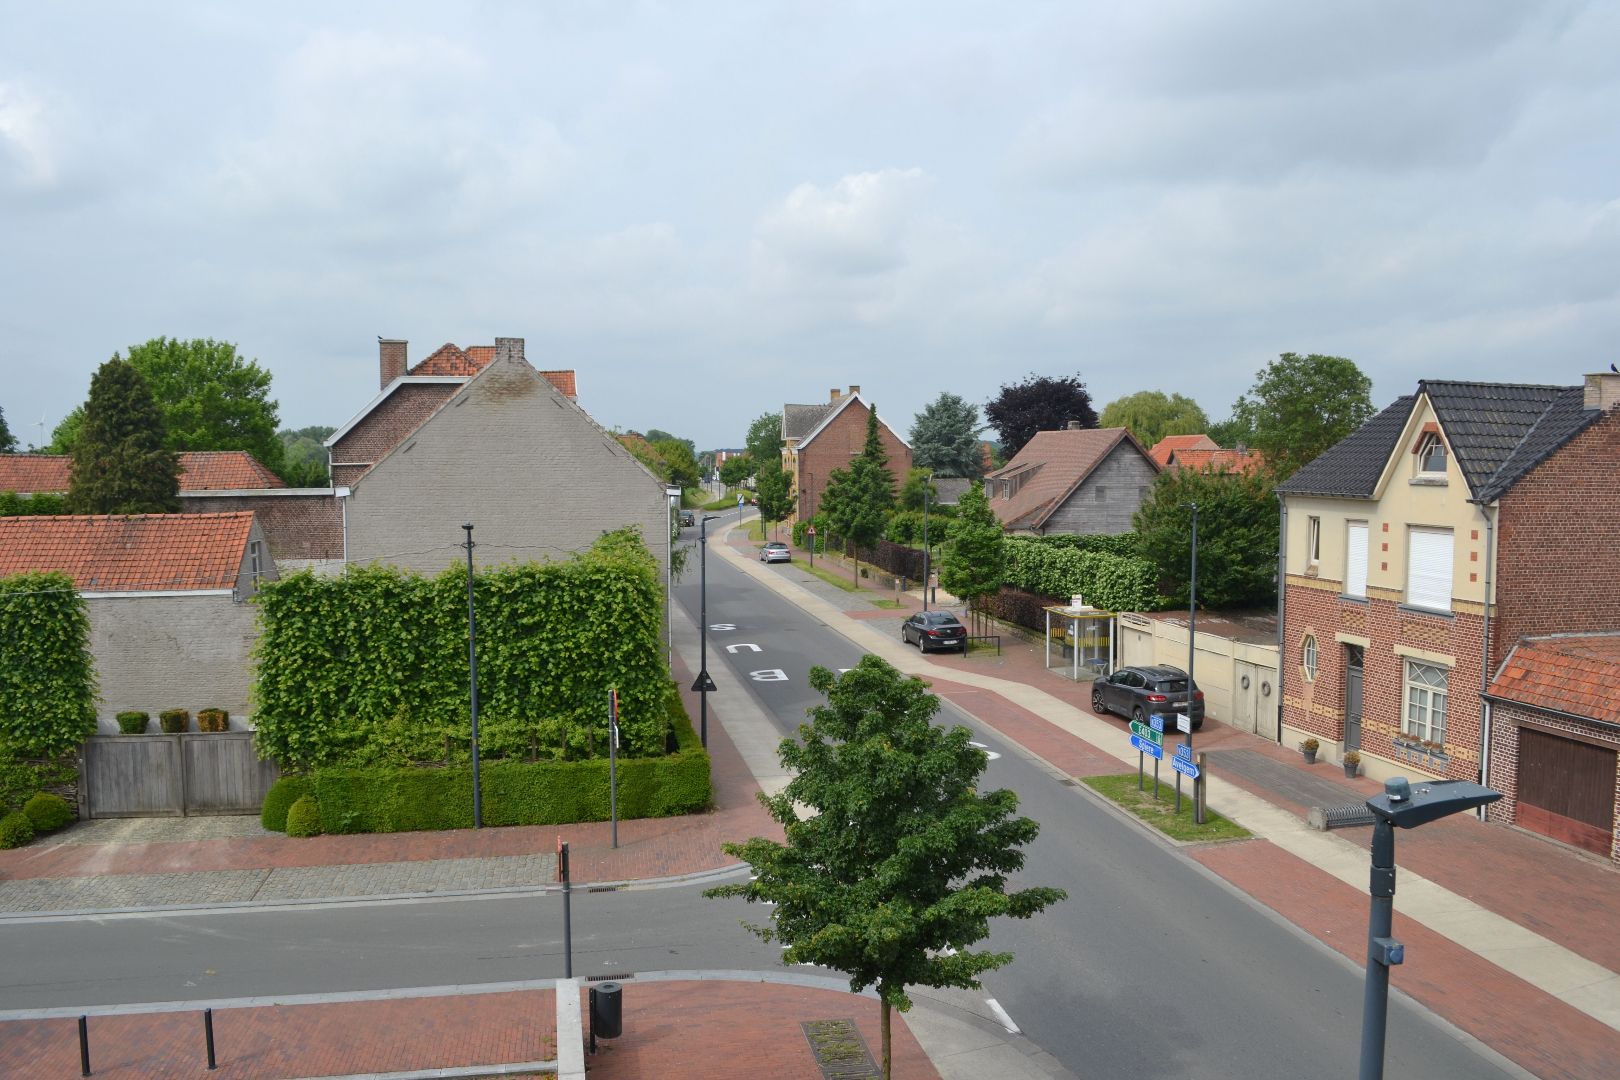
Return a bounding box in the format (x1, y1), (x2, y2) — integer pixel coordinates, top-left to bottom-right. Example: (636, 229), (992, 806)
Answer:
(1133, 465), (1279, 609)
(745, 411), (783, 468)
(909, 392), (984, 478)
(1099, 390), (1210, 448)
(940, 482), (1005, 629)
(984, 373), (1097, 458)
(66, 357), (180, 514)
(754, 464), (795, 538)
(1228, 352), (1374, 476)
(718, 453), (754, 488)
(0, 406), (15, 453)
(707, 655), (1064, 1080)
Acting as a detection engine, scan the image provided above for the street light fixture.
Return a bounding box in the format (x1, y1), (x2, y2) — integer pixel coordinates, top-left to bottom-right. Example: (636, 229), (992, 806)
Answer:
(691, 514), (721, 747)
(1357, 777), (1500, 1080)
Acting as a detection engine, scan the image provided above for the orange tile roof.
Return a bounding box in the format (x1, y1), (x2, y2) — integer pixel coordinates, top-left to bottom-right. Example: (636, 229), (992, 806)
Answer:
(1489, 635), (1620, 725)
(407, 343), (577, 398)
(0, 513), (256, 592)
(0, 452), (284, 494)
(538, 369), (578, 398)
(1149, 434), (1218, 467)
(1168, 447), (1269, 475)
(983, 427), (1155, 531)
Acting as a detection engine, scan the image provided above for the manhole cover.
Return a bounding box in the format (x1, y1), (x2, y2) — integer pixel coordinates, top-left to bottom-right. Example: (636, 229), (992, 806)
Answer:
(802, 1018), (880, 1079)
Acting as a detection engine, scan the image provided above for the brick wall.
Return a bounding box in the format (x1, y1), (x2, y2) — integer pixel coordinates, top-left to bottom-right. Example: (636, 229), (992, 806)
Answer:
(1043, 442), (1159, 535)
(795, 400), (912, 526)
(330, 383), (459, 488)
(1493, 406), (1620, 672)
(1487, 700), (1620, 863)
(87, 594), (260, 730)
(180, 492), (343, 562)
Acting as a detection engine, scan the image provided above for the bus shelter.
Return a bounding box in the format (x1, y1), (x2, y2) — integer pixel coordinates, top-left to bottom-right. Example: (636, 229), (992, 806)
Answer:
(1043, 604), (1115, 682)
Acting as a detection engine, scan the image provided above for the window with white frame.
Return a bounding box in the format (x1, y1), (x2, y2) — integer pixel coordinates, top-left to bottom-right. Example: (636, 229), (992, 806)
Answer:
(1416, 433), (1447, 476)
(1302, 635), (1318, 681)
(1345, 521), (1368, 598)
(1403, 660), (1448, 742)
(1306, 515), (1321, 567)
(1406, 527), (1453, 612)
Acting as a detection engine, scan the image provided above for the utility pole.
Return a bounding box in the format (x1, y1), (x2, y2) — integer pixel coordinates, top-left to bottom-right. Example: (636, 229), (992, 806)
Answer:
(462, 523), (482, 829)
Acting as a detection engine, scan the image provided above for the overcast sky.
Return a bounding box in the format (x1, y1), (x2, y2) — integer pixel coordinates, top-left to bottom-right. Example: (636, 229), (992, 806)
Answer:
(3, 2), (1617, 454)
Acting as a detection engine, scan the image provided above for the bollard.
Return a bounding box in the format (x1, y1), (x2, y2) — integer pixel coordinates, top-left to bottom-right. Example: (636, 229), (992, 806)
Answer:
(205, 1007), (217, 1069)
(78, 1014), (91, 1076)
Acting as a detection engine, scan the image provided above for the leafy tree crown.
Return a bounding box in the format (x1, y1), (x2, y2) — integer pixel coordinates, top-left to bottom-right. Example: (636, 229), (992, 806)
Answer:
(984, 373), (1098, 458)
(909, 392), (983, 479)
(1229, 352), (1374, 476)
(1098, 390), (1211, 448)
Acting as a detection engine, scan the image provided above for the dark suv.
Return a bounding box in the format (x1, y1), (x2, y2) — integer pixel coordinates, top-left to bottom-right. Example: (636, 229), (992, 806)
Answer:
(1091, 664), (1205, 730)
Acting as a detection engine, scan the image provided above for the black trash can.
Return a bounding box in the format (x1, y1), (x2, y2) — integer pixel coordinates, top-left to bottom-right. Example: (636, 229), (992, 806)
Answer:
(589, 982), (622, 1040)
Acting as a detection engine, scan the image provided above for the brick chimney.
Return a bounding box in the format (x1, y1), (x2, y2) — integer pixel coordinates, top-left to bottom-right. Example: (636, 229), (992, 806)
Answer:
(1066, 420), (1084, 430)
(1585, 371), (1620, 412)
(847, 385), (860, 397)
(495, 337), (525, 365)
(379, 339), (407, 388)
(830, 388), (842, 402)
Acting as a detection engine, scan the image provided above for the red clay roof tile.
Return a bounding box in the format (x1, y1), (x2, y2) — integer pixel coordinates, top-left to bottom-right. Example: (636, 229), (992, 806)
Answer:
(0, 452), (284, 494)
(1488, 635), (1620, 725)
(406, 343), (576, 397)
(1149, 434), (1218, 467)
(0, 513), (257, 592)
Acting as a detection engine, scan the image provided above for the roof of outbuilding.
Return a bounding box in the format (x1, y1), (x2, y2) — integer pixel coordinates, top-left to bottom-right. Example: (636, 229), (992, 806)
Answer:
(1167, 447), (1268, 475)
(1488, 634), (1620, 726)
(983, 427), (1153, 530)
(0, 452), (286, 495)
(0, 513), (257, 592)
(1149, 434), (1217, 467)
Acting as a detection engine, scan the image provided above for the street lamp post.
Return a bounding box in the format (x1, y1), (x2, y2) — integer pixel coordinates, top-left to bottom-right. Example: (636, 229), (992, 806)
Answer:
(1357, 777), (1500, 1080)
(691, 514), (720, 747)
(461, 523), (482, 829)
(921, 477), (931, 611)
(665, 485), (682, 668)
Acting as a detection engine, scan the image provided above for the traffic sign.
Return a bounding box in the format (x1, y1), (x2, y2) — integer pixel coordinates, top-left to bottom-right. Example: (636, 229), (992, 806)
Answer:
(806, 526), (816, 536)
(738, 494), (745, 505)
(1129, 721), (1163, 746)
(1171, 756), (1200, 779)
(1130, 733), (1164, 759)
(1150, 715), (1164, 733)
(1176, 714), (1192, 734)
(1175, 742), (1194, 762)
(691, 670), (717, 692)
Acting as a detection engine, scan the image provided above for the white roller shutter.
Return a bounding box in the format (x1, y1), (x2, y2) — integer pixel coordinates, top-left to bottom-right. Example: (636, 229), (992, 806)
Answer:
(1406, 529), (1453, 612)
(1346, 523), (1368, 598)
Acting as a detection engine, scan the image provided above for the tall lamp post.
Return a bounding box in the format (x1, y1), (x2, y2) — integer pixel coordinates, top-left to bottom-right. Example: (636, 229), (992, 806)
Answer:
(1358, 778), (1500, 1080)
(665, 485), (682, 667)
(691, 514), (720, 747)
(461, 523), (482, 829)
(921, 475), (932, 611)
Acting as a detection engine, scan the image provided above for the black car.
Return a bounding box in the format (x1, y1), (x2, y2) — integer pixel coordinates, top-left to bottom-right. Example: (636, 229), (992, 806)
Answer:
(679, 510), (695, 527)
(1091, 664), (1205, 730)
(901, 611), (967, 653)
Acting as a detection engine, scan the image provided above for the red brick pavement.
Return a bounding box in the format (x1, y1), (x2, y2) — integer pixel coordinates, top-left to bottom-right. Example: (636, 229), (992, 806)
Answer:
(0, 990), (556, 1079)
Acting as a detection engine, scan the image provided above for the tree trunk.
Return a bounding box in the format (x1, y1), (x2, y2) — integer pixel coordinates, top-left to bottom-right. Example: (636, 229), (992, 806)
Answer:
(881, 998), (892, 1080)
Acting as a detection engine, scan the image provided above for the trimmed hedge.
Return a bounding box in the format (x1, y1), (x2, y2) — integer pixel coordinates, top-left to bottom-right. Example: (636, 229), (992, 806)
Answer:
(159, 709), (190, 734)
(311, 692), (711, 834)
(285, 795), (323, 838)
(0, 810), (35, 849)
(260, 776), (311, 832)
(0, 572), (97, 758)
(116, 711), (150, 735)
(1024, 532), (1140, 558)
(1003, 537), (1165, 612)
(23, 792), (72, 832)
(197, 709), (228, 733)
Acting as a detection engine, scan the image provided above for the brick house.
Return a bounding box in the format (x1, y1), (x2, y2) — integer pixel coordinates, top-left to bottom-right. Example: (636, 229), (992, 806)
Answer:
(327, 337), (667, 576)
(983, 425), (1159, 535)
(782, 386), (912, 526)
(1275, 372), (1620, 858)
(0, 512), (275, 729)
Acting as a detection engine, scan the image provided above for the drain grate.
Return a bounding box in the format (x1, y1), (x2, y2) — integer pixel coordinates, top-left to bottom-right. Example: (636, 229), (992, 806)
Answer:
(802, 1019), (880, 1079)
(587, 973), (633, 982)
(1308, 804), (1377, 831)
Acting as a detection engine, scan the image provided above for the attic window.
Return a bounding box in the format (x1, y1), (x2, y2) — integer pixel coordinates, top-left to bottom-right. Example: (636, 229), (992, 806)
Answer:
(1415, 433), (1447, 476)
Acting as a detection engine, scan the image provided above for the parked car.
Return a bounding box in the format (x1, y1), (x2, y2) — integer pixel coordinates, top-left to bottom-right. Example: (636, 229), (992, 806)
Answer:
(901, 610), (967, 653)
(760, 541), (791, 563)
(679, 510), (695, 527)
(1091, 664), (1204, 730)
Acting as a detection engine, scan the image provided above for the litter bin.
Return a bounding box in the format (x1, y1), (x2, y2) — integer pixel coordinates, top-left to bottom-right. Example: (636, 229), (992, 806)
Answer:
(590, 982), (622, 1040)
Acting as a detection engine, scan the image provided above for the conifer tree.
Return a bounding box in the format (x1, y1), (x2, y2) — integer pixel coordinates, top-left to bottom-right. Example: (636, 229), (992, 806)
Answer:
(67, 358), (181, 514)
(940, 481), (1006, 631)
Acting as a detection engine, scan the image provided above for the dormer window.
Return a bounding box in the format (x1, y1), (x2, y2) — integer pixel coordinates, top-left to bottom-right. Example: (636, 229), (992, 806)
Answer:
(1416, 433), (1447, 476)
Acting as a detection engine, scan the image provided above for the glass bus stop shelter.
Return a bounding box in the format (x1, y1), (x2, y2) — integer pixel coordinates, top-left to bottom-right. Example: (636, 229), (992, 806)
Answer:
(1043, 603), (1115, 682)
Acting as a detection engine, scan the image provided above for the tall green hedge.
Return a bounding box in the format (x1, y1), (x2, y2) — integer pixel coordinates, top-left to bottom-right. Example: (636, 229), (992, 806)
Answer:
(1022, 531), (1140, 558)
(0, 572), (97, 759)
(252, 528), (670, 769)
(1003, 537), (1165, 612)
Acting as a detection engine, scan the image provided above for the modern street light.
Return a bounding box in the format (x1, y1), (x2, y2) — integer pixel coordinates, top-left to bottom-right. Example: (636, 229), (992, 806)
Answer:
(1357, 777), (1500, 1080)
(691, 514), (721, 747)
(461, 523), (482, 829)
(1181, 502), (1199, 822)
(921, 473), (933, 611)
(664, 485), (682, 667)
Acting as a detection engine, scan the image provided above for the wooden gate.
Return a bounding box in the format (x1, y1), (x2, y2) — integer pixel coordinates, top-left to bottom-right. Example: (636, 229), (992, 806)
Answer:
(1230, 660), (1261, 735)
(1517, 727), (1617, 856)
(82, 733), (280, 818)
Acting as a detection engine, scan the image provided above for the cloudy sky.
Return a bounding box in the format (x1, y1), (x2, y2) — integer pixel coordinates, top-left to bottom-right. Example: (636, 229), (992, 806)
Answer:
(3, 1), (1617, 454)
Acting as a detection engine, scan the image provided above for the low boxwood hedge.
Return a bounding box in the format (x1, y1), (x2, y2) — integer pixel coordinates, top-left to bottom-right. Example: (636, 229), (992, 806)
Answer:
(260, 775), (311, 832)
(22, 792), (72, 832)
(286, 795), (323, 838)
(116, 711), (150, 735)
(0, 810), (35, 849)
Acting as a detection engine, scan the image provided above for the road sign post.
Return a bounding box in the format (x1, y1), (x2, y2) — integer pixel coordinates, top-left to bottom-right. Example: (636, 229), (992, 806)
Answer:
(806, 524), (816, 569)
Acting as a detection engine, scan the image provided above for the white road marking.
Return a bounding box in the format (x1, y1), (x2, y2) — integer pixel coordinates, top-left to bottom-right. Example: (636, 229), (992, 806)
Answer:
(986, 997), (1020, 1034)
(968, 740), (1002, 760)
(709, 623), (736, 631)
(749, 668), (789, 682)
(725, 643), (762, 653)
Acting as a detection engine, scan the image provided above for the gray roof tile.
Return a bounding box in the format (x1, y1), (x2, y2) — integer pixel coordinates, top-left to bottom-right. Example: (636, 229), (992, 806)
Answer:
(1275, 396), (1415, 498)
(782, 403), (835, 441)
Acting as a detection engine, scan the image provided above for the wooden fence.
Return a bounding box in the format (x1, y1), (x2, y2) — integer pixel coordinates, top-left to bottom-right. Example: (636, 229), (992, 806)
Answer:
(80, 732), (280, 818)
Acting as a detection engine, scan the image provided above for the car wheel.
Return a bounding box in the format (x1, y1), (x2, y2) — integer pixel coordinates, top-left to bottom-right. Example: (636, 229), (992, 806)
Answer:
(1091, 689), (1107, 715)
(900, 628), (910, 644)
(1132, 705), (1146, 724)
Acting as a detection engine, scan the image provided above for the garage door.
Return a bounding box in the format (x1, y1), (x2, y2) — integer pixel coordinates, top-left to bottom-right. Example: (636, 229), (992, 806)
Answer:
(1516, 727), (1617, 857)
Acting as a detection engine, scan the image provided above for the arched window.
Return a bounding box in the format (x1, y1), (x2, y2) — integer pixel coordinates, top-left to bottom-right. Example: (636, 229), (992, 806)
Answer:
(1302, 634), (1318, 682)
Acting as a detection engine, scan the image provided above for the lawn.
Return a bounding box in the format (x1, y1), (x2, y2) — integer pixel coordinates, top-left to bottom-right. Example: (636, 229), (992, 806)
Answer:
(794, 559), (860, 592)
(1081, 773), (1252, 843)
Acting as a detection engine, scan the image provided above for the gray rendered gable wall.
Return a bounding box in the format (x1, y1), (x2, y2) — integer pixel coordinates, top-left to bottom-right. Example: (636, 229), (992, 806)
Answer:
(1042, 441), (1158, 535)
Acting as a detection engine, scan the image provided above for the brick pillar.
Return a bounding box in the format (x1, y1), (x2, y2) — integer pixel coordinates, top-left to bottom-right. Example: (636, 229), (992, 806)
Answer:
(495, 337), (525, 365)
(379, 339), (408, 388)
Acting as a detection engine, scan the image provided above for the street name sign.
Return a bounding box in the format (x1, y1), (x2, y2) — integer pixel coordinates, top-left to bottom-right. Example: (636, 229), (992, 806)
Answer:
(1175, 742), (1193, 763)
(1171, 756), (1200, 779)
(1129, 721), (1163, 746)
(1150, 715), (1164, 733)
(1130, 733), (1164, 759)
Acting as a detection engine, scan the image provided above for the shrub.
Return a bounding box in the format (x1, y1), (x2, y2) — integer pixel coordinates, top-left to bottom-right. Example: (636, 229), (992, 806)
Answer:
(0, 572), (97, 758)
(158, 709), (190, 734)
(0, 810), (35, 849)
(285, 795), (323, 838)
(23, 792), (72, 832)
(116, 711), (150, 735)
(1003, 538), (1165, 612)
(260, 775), (311, 832)
(197, 709), (229, 733)
(0, 759), (75, 815)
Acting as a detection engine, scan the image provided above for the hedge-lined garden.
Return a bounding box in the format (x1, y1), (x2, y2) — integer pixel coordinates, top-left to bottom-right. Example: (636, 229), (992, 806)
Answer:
(1002, 536), (1164, 613)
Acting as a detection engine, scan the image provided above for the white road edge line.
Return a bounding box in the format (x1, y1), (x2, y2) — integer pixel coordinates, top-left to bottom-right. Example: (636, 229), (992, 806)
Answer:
(985, 996), (1020, 1034)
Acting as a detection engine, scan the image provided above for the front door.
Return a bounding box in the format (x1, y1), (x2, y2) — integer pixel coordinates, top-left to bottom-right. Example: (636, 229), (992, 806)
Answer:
(1344, 645), (1364, 751)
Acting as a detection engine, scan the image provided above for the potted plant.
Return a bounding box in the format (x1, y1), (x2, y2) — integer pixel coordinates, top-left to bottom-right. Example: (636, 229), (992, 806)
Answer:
(1343, 750), (1361, 778)
(1300, 737), (1320, 764)
(197, 708), (229, 733)
(115, 711), (150, 735)
(158, 709), (190, 734)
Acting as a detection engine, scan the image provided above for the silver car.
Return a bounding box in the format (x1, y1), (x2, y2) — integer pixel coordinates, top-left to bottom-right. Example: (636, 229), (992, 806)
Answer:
(760, 541), (791, 563)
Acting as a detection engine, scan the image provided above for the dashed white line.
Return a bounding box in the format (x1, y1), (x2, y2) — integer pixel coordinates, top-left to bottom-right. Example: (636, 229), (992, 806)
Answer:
(968, 740), (1002, 761)
(985, 997), (1020, 1034)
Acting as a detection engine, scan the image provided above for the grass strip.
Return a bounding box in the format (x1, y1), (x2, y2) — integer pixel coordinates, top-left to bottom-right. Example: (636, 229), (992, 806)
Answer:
(794, 559), (861, 592)
(1081, 773), (1252, 842)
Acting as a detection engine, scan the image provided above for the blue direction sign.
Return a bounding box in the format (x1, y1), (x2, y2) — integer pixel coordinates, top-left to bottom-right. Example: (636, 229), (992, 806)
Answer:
(1130, 733), (1164, 760)
(1150, 715), (1164, 733)
(1171, 755), (1200, 779)
(1175, 742), (1194, 763)
(1128, 721), (1163, 745)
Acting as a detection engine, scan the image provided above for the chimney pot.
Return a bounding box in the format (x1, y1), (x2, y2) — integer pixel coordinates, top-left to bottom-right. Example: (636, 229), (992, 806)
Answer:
(379, 339), (408, 389)
(1066, 420), (1083, 430)
(1585, 372), (1620, 412)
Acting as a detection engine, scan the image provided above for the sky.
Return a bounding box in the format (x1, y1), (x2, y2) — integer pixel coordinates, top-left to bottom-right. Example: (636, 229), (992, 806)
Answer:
(3, 1), (1617, 454)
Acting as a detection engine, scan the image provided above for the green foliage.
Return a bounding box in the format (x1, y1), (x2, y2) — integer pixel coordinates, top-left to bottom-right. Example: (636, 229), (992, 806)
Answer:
(285, 795), (323, 838)
(821, 410), (894, 567)
(754, 465), (795, 531)
(651, 438), (701, 490)
(1003, 538), (1164, 611)
(1133, 466), (1280, 609)
(0, 759), (75, 814)
(0, 491), (67, 516)
(252, 530), (669, 770)
(939, 483), (1005, 609)
(0, 405), (15, 453)
(1227, 352), (1374, 476)
(197, 708), (228, 733)
(0, 810), (35, 849)
(1098, 391), (1211, 448)
(276, 425), (334, 486)
(159, 709), (190, 734)
(311, 696), (709, 832)
(116, 711), (150, 735)
(984, 373), (1098, 458)
(23, 792), (72, 832)
(791, 515), (827, 552)
(67, 358), (181, 514)
(744, 411), (782, 467)
(1023, 532), (1140, 558)
(718, 454), (753, 487)
(897, 468), (936, 511)
(908, 392), (984, 479)
(260, 775), (311, 832)
(706, 656), (1063, 1076)
(0, 573), (97, 759)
